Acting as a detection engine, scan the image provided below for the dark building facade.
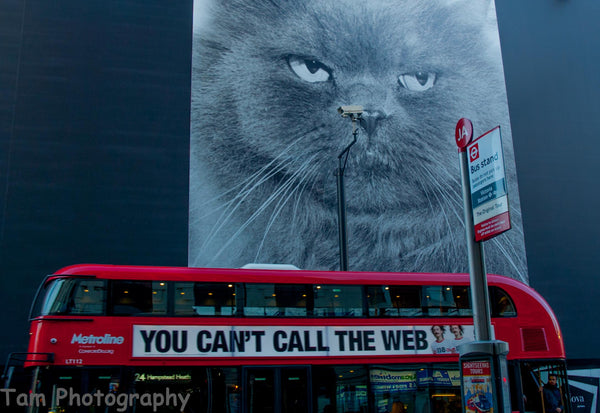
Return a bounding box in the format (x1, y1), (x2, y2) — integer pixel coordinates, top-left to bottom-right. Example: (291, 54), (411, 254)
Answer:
(1, 0), (599, 392)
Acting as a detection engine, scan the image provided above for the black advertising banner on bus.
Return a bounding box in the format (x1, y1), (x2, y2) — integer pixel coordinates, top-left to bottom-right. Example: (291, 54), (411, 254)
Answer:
(132, 325), (476, 358)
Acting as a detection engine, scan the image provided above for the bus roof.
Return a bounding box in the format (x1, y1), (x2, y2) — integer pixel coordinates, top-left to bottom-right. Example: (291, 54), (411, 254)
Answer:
(51, 263), (528, 287)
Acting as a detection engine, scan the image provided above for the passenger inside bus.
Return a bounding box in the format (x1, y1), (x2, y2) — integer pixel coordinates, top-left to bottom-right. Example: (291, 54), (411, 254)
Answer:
(519, 363), (569, 413)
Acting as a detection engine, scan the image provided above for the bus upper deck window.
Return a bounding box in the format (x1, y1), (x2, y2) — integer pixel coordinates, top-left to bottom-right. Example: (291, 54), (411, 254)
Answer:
(244, 284), (279, 316)
(244, 284), (310, 317)
(491, 287), (516, 317)
(422, 286), (456, 316)
(313, 285), (363, 317)
(421, 286), (473, 316)
(109, 281), (166, 316)
(367, 286), (422, 317)
(273, 284), (310, 317)
(452, 286), (472, 316)
(68, 280), (106, 315)
(177, 282), (237, 316)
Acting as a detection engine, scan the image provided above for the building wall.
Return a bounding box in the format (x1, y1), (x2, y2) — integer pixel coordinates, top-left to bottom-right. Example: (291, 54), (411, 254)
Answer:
(1, 0), (599, 362)
(0, 0), (192, 357)
(495, 0), (600, 359)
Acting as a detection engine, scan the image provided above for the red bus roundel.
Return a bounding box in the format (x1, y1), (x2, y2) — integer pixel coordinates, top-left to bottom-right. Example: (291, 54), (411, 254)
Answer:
(455, 118), (473, 149)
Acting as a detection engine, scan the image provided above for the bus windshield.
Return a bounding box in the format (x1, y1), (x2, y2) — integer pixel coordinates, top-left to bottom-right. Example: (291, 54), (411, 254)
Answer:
(31, 277), (107, 317)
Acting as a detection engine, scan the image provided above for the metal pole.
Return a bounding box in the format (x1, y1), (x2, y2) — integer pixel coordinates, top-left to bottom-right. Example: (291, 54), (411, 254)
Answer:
(28, 366), (41, 413)
(336, 163), (349, 271)
(456, 118), (510, 413)
(459, 149), (493, 341)
(336, 116), (359, 272)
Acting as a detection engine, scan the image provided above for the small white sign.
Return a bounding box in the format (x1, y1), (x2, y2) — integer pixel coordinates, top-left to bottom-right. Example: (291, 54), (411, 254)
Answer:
(467, 127), (505, 197)
(466, 126), (511, 241)
(473, 195), (509, 226)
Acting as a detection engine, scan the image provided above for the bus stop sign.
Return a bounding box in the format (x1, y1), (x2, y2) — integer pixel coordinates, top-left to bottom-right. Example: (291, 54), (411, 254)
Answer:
(466, 126), (511, 242)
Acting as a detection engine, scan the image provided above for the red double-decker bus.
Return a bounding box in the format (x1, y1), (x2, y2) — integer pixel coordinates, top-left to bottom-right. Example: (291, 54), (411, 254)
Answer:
(14, 264), (569, 413)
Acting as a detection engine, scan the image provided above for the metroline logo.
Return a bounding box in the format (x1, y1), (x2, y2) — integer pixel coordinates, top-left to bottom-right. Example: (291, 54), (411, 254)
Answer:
(71, 333), (125, 345)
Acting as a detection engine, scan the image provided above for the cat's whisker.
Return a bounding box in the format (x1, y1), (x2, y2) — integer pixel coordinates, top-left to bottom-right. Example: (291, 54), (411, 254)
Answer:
(190, 159), (285, 233)
(257, 158), (316, 226)
(194, 166), (273, 213)
(253, 160), (323, 261)
(193, 123), (328, 216)
(413, 167), (469, 266)
(419, 168), (461, 223)
(193, 135), (311, 214)
(196, 129), (326, 251)
(290, 161), (326, 232)
(420, 166), (525, 280)
(204, 130), (327, 261)
(253, 160), (319, 231)
(198, 158), (291, 252)
(425, 168), (465, 215)
(255, 158), (323, 260)
(210, 167), (302, 261)
(490, 237), (527, 282)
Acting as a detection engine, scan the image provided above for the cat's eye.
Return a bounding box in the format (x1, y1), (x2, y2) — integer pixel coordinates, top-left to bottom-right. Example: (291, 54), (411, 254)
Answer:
(288, 56), (331, 83)
(398, 72), (436, 91)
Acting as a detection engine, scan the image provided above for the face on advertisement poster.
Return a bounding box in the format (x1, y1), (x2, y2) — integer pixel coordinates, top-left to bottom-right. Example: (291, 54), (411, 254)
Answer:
(189, 0), (527, 281)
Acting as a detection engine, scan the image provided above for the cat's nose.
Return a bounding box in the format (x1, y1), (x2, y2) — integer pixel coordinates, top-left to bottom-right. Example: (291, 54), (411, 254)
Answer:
(359, 109), (386, 136)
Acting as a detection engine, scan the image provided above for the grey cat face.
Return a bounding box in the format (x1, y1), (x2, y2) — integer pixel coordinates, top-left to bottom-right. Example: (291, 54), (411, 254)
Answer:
(190, 0), (527, 280)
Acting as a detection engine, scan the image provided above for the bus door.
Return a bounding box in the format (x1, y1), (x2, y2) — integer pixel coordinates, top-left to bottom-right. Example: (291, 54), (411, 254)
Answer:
(243, 366), (311, 413)
(509, 361), (571, 413)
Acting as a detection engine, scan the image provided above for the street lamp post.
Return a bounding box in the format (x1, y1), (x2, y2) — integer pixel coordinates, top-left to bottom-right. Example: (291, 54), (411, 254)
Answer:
(335, 106), (363, 271)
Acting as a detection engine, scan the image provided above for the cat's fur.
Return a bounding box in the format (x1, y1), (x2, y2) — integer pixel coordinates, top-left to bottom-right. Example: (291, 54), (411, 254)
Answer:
(189, 0), (528, 281)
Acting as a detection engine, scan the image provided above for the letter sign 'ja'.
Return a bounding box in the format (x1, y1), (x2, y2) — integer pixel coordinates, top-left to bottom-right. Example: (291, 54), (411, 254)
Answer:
(455, 118), (473, 149)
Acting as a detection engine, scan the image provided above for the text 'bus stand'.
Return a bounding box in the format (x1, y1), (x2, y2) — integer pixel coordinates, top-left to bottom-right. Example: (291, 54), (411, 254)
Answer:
(455, 118), (511, 413)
